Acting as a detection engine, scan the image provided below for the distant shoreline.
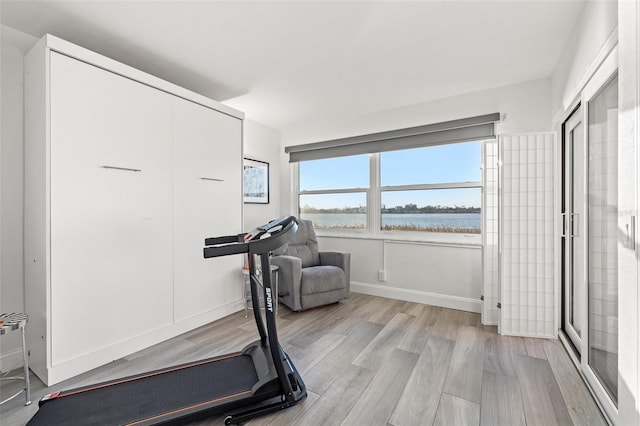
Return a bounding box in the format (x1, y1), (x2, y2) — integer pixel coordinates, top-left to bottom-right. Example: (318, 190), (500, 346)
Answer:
(302, 212), (481, 234)
(301, 211), (480, 214)
(311, 223), (481, 234)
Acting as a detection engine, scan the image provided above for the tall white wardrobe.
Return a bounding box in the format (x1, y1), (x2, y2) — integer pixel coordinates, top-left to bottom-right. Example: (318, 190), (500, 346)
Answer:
(24, 35), (244, 385)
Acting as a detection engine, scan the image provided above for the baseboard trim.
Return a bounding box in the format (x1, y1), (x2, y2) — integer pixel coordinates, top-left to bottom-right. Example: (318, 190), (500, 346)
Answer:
(350, 282), (481, 313)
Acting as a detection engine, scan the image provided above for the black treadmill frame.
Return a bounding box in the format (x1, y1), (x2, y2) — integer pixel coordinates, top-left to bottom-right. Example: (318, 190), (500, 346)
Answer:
(203, 216), (306, 423)
(28, 217), (306, 425)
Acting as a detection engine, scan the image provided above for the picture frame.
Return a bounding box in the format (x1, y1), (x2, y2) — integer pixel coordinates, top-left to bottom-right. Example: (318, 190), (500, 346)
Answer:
(243, 158), (269, 204)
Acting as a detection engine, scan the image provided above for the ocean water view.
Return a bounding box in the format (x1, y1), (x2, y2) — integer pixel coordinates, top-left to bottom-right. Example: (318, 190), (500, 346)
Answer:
(301, 212), (481, 233)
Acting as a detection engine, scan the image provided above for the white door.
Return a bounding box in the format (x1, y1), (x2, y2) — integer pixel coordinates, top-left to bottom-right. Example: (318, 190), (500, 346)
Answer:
(584, 70), (620, 409)
(172, 97), (242, 322)
(49, 52), (174, 364)
(561, 106), (585, 352)
(559, 46), (636, 422)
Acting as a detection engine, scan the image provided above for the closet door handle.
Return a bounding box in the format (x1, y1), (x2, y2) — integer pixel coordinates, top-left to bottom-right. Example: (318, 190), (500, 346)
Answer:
(571, 213), (579, 238)
(101, 165), (142, 172)
(200, 177), (224, 182)
(561, 213), (568, 238)
(627, 216), (636, 250)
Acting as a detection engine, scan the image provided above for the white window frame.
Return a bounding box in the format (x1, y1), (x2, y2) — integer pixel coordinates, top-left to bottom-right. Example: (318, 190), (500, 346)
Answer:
(294, 142), (487, 244)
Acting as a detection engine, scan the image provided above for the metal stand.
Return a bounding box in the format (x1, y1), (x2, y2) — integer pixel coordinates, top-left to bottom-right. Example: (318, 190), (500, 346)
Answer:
(0, 312), (31, 406)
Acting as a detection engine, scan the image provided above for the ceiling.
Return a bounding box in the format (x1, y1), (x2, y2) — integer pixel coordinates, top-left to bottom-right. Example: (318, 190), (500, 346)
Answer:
(1, 1), (585, 131)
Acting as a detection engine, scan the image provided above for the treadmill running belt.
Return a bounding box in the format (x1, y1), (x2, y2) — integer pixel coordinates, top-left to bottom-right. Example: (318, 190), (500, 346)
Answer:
(28, 354), (258, 426)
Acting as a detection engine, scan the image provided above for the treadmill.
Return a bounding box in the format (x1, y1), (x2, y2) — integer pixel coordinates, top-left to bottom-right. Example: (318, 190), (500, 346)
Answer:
(27, 216), (307, 425)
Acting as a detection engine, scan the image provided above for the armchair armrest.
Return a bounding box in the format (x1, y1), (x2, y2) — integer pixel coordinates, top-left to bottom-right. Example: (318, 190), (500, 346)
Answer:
(319, 251), (351, 288)
(319, 251), (349, 269)
(270, 255), (303, 311)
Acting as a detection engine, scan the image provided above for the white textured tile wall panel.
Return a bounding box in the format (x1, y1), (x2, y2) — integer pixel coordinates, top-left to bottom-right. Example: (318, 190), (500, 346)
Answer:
(482, 140), (499, 325)
(500, 133), (555, 337)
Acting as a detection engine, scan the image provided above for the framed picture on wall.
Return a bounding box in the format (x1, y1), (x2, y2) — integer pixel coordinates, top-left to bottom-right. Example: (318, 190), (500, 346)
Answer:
(243, 158), (269, 204)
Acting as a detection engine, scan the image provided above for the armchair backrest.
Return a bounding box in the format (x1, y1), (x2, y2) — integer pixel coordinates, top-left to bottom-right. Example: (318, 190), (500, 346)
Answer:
(272, 219), (320, 267)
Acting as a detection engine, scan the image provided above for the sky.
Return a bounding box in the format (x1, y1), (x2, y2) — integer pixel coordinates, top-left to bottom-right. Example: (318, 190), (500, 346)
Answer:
(299, 142), (482, 209)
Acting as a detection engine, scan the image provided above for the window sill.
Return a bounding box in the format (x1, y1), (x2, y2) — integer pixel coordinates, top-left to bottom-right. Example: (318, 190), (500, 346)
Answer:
(315, 229), (482, 247)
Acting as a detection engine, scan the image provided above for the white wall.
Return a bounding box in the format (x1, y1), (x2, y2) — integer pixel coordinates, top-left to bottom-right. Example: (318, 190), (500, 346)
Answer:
(279, 77), (552, 313)
(242, 119), (282, 229)
(0, 26), (38, 371)
(320, 237), (482, 313)
(550, 0), (618, 119)
(283, 77), (551, 146)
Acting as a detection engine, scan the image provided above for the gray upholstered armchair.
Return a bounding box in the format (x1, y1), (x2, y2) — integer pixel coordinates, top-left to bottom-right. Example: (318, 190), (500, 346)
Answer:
(270, 219), (350, 312)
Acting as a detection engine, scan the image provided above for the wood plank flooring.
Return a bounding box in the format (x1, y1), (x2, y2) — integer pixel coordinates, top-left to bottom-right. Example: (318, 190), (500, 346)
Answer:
(1, 293), (606, 425)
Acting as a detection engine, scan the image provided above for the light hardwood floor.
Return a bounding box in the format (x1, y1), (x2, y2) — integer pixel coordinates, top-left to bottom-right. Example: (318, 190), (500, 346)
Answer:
(1, 293), (606, 425)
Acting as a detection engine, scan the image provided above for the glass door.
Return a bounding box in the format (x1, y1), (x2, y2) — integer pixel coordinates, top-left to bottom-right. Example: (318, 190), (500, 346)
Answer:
(560, 48), (622, 421)
(586, 73), (619, 403)
(562, 106), (585, 353)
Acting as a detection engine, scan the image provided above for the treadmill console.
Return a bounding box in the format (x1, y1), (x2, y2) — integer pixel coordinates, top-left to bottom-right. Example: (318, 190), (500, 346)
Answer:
(244, 216), (297, 242)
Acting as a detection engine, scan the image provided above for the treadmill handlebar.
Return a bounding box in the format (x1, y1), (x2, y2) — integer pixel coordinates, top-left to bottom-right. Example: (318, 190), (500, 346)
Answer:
(203, 234), (244, 246)
(203, 216), (298, 258)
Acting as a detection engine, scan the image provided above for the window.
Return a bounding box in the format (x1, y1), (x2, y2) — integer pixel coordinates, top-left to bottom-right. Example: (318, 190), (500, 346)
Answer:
(297, 140), (484, 237)
(298, 155), (369, 230)
(291, 114), (497, 239)
(380, 142), (482, 234)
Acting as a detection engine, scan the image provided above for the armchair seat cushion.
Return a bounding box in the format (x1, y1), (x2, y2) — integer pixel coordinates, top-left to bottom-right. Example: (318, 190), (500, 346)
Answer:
(301, 266), (347, 295)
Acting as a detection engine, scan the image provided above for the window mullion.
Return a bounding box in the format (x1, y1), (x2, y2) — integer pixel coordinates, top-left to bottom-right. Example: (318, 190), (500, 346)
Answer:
(292, 162), (300, 216)
(370, 153), (381, 233)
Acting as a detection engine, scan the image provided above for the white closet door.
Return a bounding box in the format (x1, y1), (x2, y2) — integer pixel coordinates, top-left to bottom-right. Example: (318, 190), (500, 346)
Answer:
(500, 132), (555, 338)
(49, 52), (174, 364)
(172, 97), (242, 322)
(482, 140), (500, 325)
